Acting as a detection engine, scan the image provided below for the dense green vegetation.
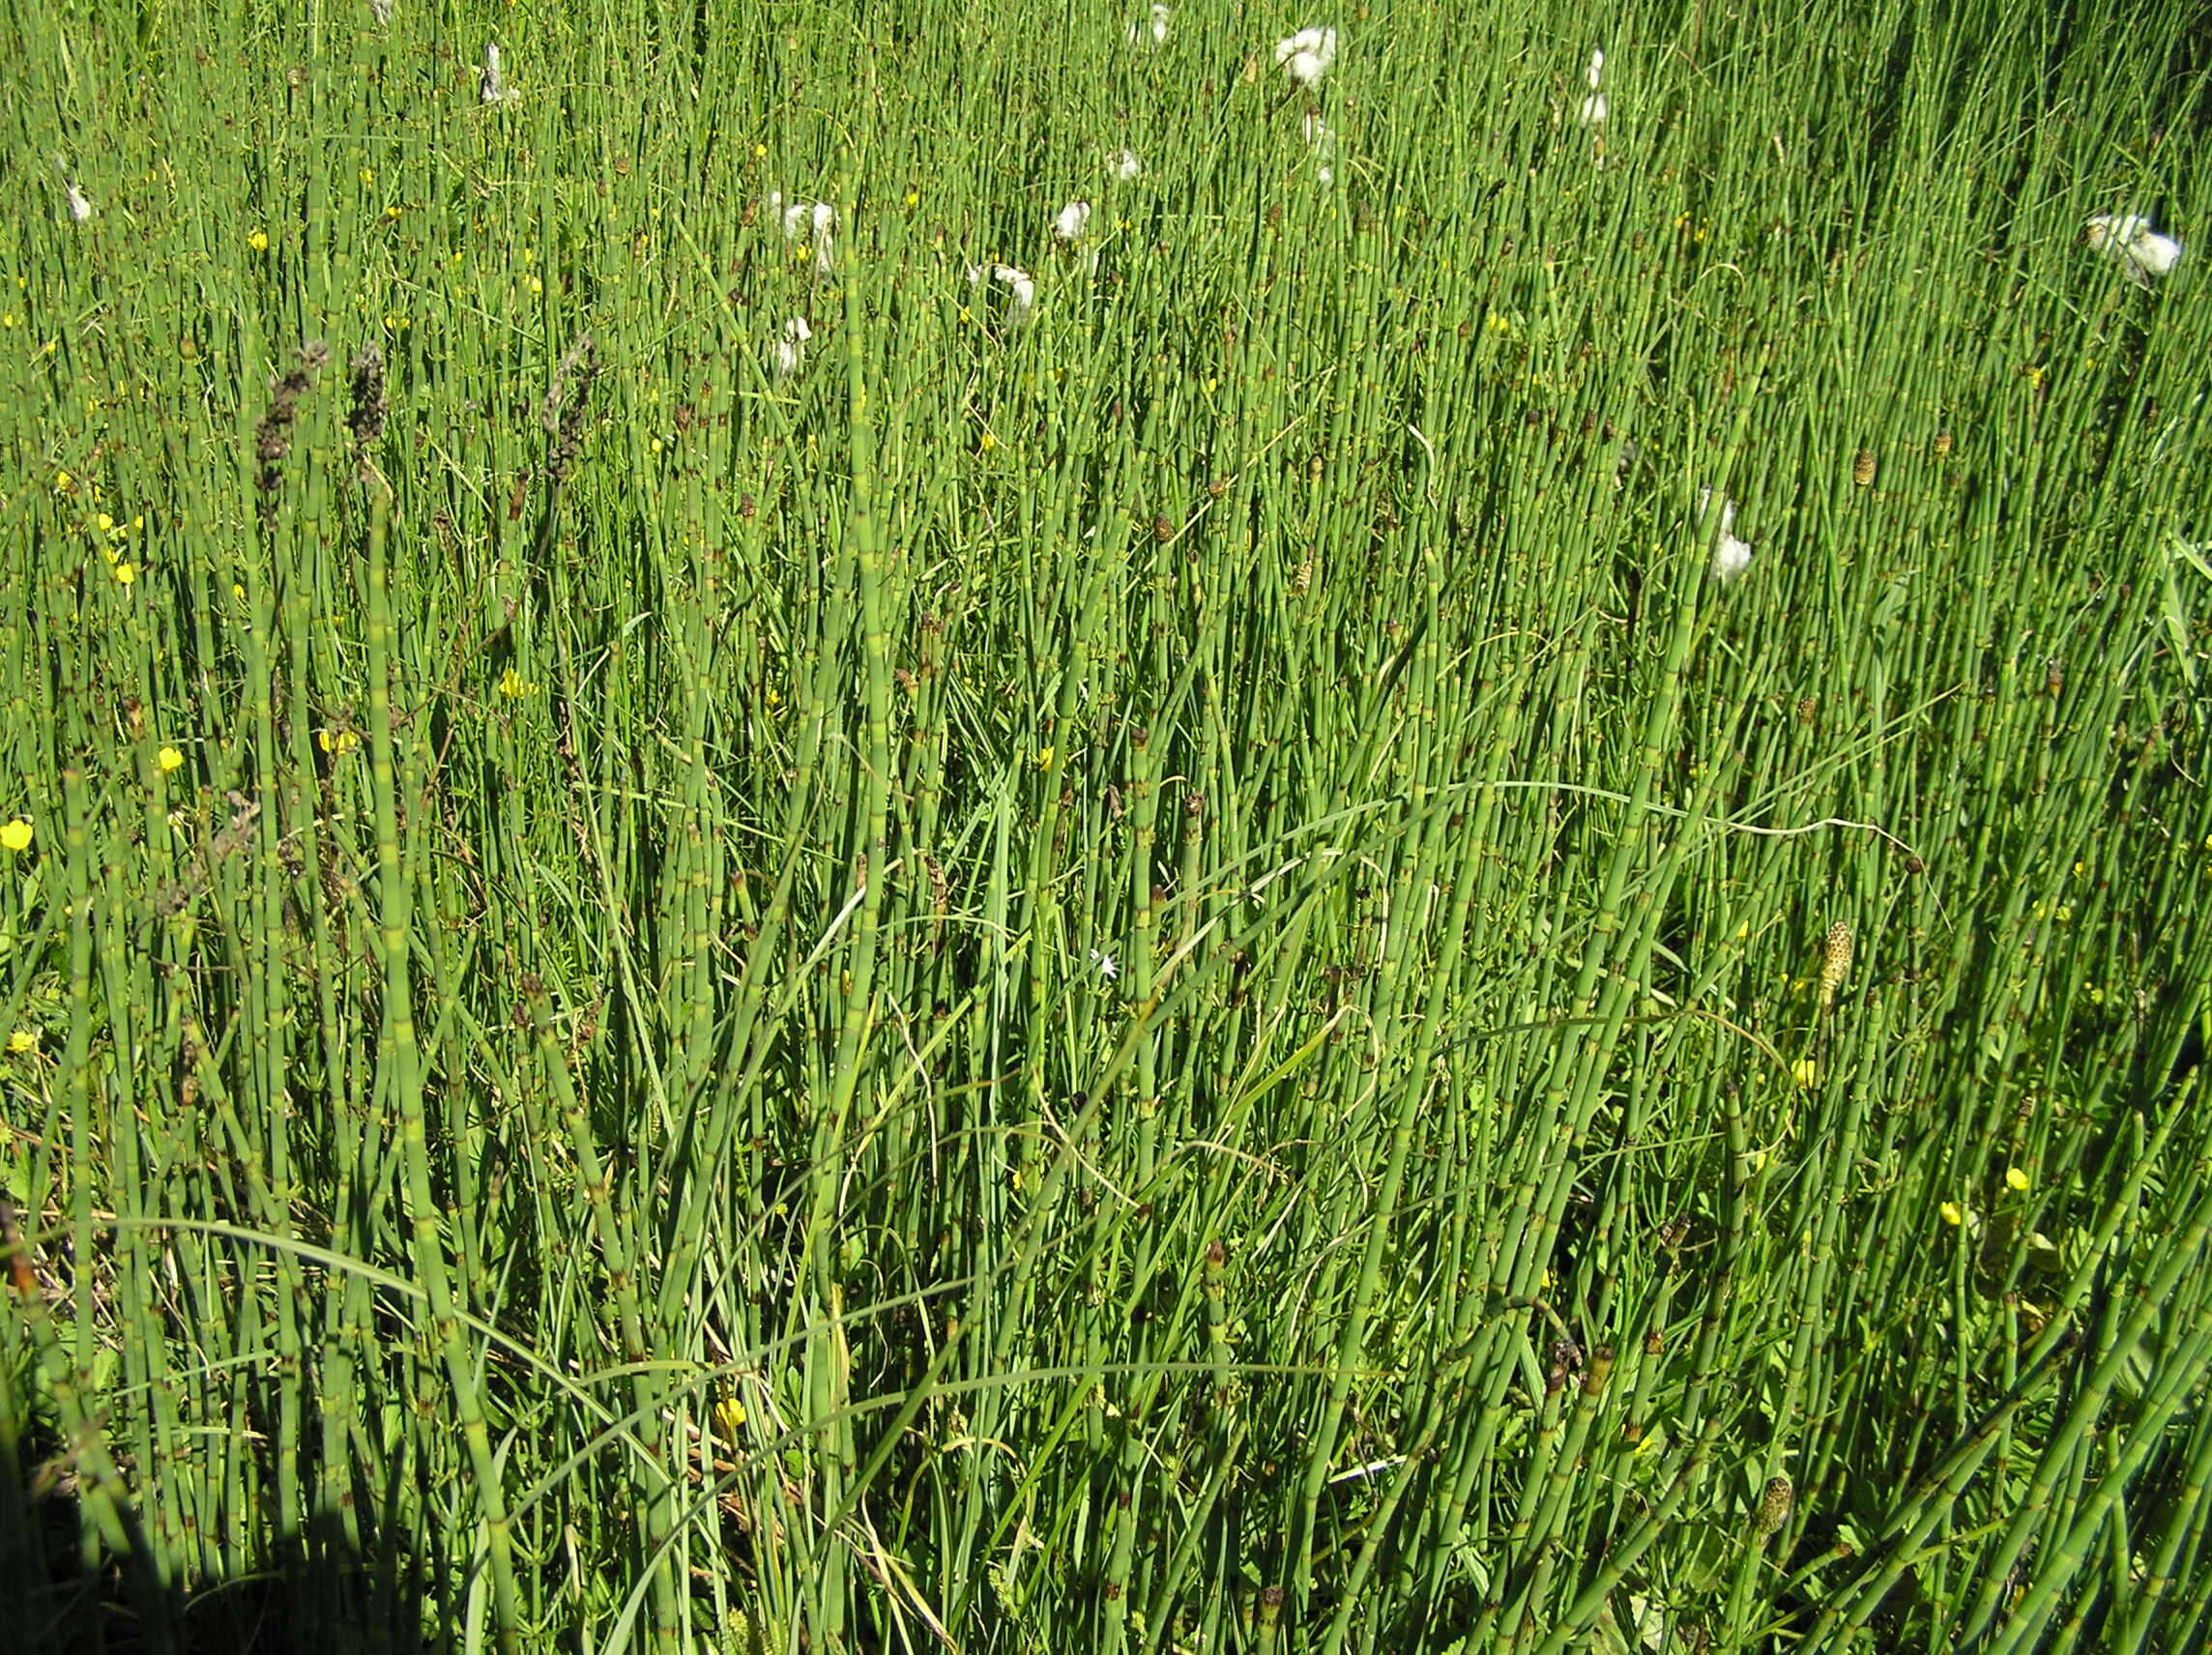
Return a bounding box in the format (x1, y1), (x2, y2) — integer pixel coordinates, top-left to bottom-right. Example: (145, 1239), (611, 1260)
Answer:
(4, 0), (2211, 1649)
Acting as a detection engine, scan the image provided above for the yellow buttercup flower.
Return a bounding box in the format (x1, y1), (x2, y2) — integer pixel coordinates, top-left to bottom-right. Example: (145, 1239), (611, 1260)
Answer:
(318, 729), (360, 755)
(1790, 1057), (1818, 1089)
(2005, 1167), (2030, 1193)
(247, 228), (270, 251)
(113, 562), (136, 585)
(497, 666), (538, 699)
(0, 819), (33, 852)
(7, 1029), (37, 1054)
(1939, 1201), (1965, 1227)
(157, 745), (184, 772)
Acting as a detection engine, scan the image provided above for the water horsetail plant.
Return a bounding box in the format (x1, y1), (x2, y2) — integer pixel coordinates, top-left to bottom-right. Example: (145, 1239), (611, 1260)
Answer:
(4, 0), (2212, 1651)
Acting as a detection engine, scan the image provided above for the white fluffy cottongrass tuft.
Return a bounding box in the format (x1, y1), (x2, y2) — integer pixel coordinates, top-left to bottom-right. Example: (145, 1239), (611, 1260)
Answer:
(1700, 487), (1753, 583)
(2087, 213), (2182, 285)
(772, 316), (811, 380)
(1578, 47), (1608, 128)
(480, 43), (513, 105)
(771, 194), (836, 276)
(1052, 200), (1092, 244)
(1275, 26), (1337, 90)
(968, 262), (1037, 321)
(369, 0), (393, 23)
(1109, 148), (1143, 183)
(1129, 4), (1169, 46)
(66, 181), (92, 222)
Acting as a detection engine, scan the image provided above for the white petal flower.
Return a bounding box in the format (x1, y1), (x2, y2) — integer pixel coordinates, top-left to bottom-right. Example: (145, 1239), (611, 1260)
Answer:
(66, 182), (92, 222)
(1128, 3), (1169, 45)
(2087, 213), (2182, 284)
(1109, 147), (1143, 183)
(1275, 25), (1338, 89)
(1052, 200), (1092, 243)
(1088, 948), (1121, 982)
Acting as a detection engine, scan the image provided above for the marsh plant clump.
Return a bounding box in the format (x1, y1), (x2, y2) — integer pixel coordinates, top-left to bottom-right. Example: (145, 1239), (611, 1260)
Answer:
(2, 2), (2210, 1653)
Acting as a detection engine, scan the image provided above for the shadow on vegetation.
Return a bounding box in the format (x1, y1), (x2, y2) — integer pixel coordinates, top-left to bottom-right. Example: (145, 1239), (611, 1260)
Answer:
(1, 1405), (433, 1655)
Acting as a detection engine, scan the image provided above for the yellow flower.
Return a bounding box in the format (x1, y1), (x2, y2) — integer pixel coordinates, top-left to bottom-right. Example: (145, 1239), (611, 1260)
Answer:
(318, 728), (360, 755)
(497, 666), (538, 699)
(1, 313), (15, 329)
(113, 562), (136, 586)
(7, 1029), (37, 1054)
(904, 189), (919, 208)
(0, 819), (33, 852)
(1938, 1201), (1965, 1227)
(385, 203), (402, 220)
(1034, 746), (1055, 769)
(1790, 1057), (1818, 1089)
(157, 745), (184, 772)
(979, 430), (998, 452)
(2005, 1167), (2030, 1193)
(53, 468), (73, 494)
(247, 228), (269, 251)
(95, 511), (113, 533)
(360, 167), (376, 186)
